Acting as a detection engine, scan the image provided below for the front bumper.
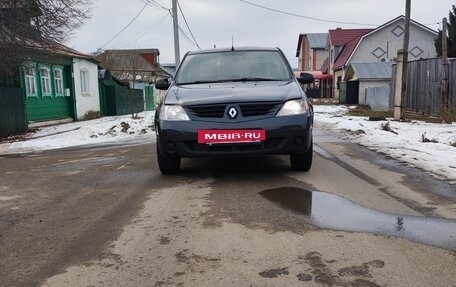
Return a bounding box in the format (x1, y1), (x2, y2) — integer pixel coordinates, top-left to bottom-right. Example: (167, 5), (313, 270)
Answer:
(156, 114), (313, 158)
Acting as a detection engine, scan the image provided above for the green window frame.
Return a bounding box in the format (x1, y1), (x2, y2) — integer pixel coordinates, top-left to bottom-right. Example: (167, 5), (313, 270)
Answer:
(39, 65), (53, 97)
(24, 64), (38, 98)
(53, 66), (64, 97)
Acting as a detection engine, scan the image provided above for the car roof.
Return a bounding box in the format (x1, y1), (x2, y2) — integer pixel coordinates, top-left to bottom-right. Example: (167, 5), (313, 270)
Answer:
(186, 47), (281, 55)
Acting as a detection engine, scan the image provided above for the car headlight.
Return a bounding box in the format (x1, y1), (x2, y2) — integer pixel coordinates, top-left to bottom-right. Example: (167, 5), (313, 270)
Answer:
(160, 105), (190, 121)
(276, 99), (309, 117)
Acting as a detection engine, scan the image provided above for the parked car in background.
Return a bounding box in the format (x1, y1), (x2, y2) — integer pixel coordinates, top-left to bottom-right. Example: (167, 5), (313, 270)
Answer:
(154, 47), (314, 174)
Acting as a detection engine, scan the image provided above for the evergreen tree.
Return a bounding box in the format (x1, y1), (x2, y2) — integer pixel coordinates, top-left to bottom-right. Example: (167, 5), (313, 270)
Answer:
(435, 5), (456, 57)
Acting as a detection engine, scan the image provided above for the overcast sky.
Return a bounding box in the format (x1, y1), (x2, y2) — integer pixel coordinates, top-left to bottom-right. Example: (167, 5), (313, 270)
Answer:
(70, 0), (454, 68)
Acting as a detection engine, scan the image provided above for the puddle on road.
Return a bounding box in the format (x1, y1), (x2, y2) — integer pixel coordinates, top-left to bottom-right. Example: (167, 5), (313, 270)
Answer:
(260, 187), (456, 251)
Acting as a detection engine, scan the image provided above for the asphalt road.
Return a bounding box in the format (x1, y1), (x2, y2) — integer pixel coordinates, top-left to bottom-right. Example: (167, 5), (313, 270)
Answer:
(0, 128), (455, 287)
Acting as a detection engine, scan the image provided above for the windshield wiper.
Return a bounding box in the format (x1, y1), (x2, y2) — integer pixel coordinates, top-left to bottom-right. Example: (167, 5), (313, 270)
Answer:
(178, 79), (238, 85)
(178, 78), (281, 85)
(178, 80), (212, 85)
(231, 77), (276, 82)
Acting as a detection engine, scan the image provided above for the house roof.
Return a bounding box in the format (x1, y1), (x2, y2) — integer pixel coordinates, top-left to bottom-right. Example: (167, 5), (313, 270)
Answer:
(328, 28), (374, 46)
(307, 33), (328, 49)
(96, 49), (169, 83)
(334, 16), (438, 71)
(344, 62), (393, 81)
(27, 40), (94, 60)
(160, 64), (176, 77)
(320, 57), (329, 74)
(363, 15), (437, 38)
(333, 36), (363, 70)
(295, 33), (328, 56)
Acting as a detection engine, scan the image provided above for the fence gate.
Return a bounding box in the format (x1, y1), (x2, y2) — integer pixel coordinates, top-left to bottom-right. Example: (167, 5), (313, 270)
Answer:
(0, 87), (27, 137)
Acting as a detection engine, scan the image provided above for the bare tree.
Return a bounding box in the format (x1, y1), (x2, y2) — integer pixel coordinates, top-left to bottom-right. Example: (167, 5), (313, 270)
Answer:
(0, 0), (92, 75)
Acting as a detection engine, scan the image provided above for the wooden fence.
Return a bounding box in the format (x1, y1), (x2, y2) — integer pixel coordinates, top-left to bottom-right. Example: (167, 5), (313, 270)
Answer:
(391, 58), (456, 116)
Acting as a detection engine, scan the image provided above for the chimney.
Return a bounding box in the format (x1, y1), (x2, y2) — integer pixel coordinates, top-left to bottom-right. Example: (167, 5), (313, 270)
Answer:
(141, 52), (157, 65)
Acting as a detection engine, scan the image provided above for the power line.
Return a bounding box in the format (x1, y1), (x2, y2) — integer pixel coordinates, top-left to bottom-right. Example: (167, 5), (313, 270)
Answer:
(147, 0), (169, 10)
(113, 13), (170, 48)
(138, 0), (169, 10)
(239, 0), (377, 27)
(178, 24), (198, 48)
(176, 0), (201, 49)
(98, 3), (148, 51)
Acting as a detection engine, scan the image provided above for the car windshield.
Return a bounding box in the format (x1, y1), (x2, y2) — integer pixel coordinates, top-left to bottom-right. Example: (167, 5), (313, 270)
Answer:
(175, 50), (293, 85)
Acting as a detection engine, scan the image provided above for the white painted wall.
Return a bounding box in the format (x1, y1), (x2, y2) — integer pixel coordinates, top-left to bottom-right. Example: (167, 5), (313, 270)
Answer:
(73, 59), (100, 120)
(350, 19), (437, 64)
(358, 81), (391, 105)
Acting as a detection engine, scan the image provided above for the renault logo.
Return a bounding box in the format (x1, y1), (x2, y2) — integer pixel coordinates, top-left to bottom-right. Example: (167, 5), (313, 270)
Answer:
(227, 107), (238, 119)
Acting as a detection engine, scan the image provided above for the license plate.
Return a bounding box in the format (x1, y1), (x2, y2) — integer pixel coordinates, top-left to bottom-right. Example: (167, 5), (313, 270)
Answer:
(198, 129), (266, 144)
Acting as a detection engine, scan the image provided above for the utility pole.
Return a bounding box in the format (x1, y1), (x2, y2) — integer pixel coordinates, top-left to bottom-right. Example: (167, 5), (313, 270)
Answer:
(400, 0), (411, 120)
(172, 0), (180, 67)
(442, 17), (449, 111)
(394, 0), (411, 121)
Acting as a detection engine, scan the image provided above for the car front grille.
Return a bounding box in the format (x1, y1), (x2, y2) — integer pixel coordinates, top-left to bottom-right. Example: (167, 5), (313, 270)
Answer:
(239, 102), (280, 117)
(182, 137), (285, 153)
(185, 102), (281, 119)
(185, 105), (226, 118)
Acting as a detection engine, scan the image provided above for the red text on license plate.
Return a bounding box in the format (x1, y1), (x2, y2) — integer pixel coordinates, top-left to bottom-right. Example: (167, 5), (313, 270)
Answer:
(198, 129), (266, 144)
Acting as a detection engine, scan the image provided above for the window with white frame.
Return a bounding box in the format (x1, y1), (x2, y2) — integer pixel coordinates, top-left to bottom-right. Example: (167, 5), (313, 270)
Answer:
(24, 66), (37, 97)
(54, 67), (64, 96)
(80, 69), (90, 94)
(40, 66), (52, 96)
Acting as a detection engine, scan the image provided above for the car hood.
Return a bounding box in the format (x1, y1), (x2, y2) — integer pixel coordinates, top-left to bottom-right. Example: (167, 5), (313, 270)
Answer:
(163, 81), (303, 106)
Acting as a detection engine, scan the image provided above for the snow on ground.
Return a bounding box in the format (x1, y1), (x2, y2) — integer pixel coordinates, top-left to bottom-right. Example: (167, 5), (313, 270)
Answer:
(0, 106), (455, 183)
(314, 105), (456, 183)
(0, 111), (156, 154)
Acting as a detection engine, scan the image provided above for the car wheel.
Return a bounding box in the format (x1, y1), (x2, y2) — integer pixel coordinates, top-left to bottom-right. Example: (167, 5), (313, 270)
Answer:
(156, 144), (181, 174)
(290, 140), (313, 171)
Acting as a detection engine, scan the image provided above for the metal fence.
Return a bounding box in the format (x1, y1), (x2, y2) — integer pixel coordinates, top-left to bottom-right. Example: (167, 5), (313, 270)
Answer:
(391, 58), (456, 116)
(0, 87), (27, 138)
(101, 80), (144, 116)
(366, 86), (390, 110)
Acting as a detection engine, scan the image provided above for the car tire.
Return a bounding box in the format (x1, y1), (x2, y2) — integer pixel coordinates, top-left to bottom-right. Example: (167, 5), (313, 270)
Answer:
(156, 144), (181, 174)
(290, 140), (313, 171)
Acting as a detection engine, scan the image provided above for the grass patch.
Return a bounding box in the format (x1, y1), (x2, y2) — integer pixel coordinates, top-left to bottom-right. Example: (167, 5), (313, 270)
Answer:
(347, 105), (445, 123)
(349, 109), (393, 118)
(310, 98), (339, 105)
(439, 107), (456, 124)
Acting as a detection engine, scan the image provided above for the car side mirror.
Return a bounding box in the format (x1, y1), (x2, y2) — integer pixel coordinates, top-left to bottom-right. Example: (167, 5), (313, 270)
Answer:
(298, 73), (314, 84)
(155, 78), (170, 90)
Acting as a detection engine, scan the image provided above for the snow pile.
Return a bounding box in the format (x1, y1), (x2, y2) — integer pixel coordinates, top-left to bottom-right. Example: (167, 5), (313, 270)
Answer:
(314, 105), (456, 182)
(0, 112), (156, 154)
